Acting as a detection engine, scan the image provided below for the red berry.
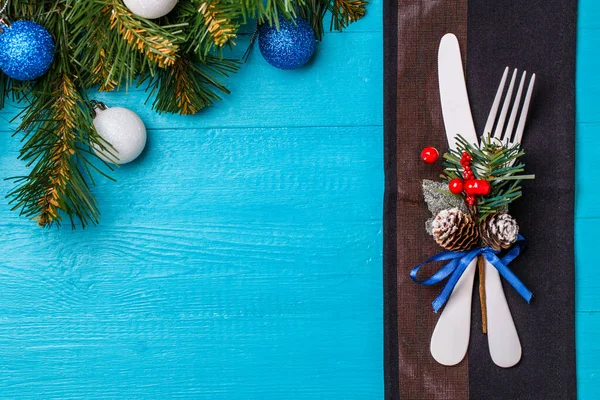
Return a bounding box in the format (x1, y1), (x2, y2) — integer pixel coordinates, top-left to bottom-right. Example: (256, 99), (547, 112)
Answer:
(421, 147), (439, 164)
(463, 171), (473, 179)
(464, 179), (479, 196)
(462, 152), (469, 158)
(448, 178), (464, 194)
(466, 195), (476, 206)
(477, 179), (491, 196)
(464, 165), (471, 171)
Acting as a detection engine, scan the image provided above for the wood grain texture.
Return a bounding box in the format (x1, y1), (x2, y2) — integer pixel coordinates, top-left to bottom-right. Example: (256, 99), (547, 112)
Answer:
(0, 3), (383, 398)
(0, 0), (599, 397)
(577, 1), (600, 399)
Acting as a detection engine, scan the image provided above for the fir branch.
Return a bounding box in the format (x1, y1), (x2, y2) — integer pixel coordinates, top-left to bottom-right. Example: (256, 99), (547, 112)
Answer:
(105, 0), (185, 68)
(1, 0), (369, 228)
(9, 75), (102, 228)
(196, 1), (240, 52)
(443, 135), (534, 220)
(67, 0), (142, 90)
(329, 0), (367, 29)
(92, 48), (119, 92)
(297, 0), (328, 40)
(174, 0), (243, 60)
(297, 0), (367, 40)
(142, 54), (238, 115)
(7, 1), (108, 228)
(0, 72), (8, 110)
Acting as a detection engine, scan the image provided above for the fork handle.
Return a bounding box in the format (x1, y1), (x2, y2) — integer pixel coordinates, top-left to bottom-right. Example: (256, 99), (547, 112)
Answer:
(430, 258), (477, 366)
(485, 259), (522, 368)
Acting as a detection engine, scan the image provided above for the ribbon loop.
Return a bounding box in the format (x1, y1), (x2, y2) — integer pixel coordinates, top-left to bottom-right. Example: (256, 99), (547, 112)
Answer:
(410, 235), (532, 312)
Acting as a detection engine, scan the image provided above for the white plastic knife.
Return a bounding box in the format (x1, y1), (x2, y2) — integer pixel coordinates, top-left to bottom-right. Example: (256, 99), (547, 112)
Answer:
(430, 33), (479, 366)
(437, 34), (478, 149)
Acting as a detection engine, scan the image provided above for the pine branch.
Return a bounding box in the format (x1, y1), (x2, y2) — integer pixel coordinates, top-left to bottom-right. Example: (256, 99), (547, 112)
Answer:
(297, 0), (328, 40)
(1, 0), (369, 228)
(194, 1), (241, 55)
(105, 0), (185, 69)
(5, 0), (46, 20)
(0, 72), (8, 110)
(298, 0), (367, 40)
(238, 0), (298, 22)
(443, 135), (534, 220)
(66, 1), (119, 91)
(9, 75), (92, 227)
(329, 0), (367, 30)
(142, 54), (238, 115)
(7, 1), (109, 228)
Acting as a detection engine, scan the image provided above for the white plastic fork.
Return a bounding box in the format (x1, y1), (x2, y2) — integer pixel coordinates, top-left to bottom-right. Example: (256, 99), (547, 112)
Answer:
(481, 67), (535, 368)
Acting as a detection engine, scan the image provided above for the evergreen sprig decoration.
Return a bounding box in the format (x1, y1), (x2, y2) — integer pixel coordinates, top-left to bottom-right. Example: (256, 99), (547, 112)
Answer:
(0, 0), (367, 228)
(443, 135), (535, 220)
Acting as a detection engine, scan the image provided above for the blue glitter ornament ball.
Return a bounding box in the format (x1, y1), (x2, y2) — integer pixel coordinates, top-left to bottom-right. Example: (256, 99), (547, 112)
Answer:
(258, 16), (316, 70)
(0, 20), (55, 81)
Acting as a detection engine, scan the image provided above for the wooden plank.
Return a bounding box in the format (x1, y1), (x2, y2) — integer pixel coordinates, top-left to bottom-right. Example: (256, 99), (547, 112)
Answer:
(577, 2), (600, 398)
(575, 219), (600, 309)
(577, 28), (600, 123)
(0, 126), (384, 398)
(578, 0), (600, 30)
(576, 123), (600, 219)
(0, 126), (383, 221)
(576, 311), (600, 400)
(0, 32), (383, 132)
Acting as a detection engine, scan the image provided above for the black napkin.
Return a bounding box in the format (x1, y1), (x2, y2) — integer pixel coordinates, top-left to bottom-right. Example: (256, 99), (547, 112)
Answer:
(384, 1), (577, 399)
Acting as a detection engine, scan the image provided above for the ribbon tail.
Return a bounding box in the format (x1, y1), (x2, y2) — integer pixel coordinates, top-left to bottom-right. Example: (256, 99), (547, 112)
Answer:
(431, 249), (481, 312)
(483, 251), (533, 303)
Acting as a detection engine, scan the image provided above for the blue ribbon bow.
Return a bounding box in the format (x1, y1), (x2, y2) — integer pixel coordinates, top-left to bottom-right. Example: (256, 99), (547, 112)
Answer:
(410, 234), (532, 312)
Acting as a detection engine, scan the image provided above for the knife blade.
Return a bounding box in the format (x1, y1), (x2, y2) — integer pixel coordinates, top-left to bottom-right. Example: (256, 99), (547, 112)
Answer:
(429, 33), (478, 366)
(437, 33), (478, 150)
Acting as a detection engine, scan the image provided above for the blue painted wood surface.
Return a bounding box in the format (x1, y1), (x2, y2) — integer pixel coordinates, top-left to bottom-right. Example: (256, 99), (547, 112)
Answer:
(1, 0), (599, 398)
(0, 3), (384, 399)
(576, 1), (600, 398)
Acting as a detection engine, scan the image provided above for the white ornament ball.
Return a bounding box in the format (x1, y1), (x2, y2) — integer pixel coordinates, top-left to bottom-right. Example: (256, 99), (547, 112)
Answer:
(92, 106), (147, 165)
(123, 0), (178, 19)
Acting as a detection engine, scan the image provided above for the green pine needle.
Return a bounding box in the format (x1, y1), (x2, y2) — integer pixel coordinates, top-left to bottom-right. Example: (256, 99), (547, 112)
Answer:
(443, 134), (535, 221)
(1, 0), (368, 227)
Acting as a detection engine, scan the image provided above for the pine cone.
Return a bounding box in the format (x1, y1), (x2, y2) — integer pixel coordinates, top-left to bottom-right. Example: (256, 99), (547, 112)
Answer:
(479, 213), (519, 250)
(431, 208), (479, 251)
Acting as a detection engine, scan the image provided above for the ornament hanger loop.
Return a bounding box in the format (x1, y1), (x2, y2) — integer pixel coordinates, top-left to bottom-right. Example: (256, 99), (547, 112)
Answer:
(0, 0), (8, 15)
(90, 100), (108, 118)
(0, 0), (9, 31)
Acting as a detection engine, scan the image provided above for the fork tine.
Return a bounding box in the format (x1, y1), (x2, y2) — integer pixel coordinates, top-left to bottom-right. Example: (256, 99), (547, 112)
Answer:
(493, 68), (518, 141)
(483, 67), (509, 138)
(505, 71), (527, 142)
(513, 73), (536, 145)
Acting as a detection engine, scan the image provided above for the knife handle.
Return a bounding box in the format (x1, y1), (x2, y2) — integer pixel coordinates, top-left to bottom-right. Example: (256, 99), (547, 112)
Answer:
(485, 259), (522, 368)
(430, 258), (477, 366)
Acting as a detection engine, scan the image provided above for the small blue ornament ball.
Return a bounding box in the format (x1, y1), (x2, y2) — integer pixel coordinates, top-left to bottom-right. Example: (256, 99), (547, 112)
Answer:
(258, 16), (316, 70)
(0, 20), (56, 81)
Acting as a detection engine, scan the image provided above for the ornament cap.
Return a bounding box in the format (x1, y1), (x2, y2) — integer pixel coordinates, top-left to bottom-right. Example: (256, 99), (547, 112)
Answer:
(90, 100), (108, 118)
(0, 0), (8, 27)
(0, 15), (11, 32)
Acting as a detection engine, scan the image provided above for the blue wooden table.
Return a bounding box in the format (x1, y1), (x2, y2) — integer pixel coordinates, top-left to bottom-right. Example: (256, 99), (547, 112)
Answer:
(0, 3), (383, 399)
(0, 0), (597, 398)
(576, 1), (600, 398)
